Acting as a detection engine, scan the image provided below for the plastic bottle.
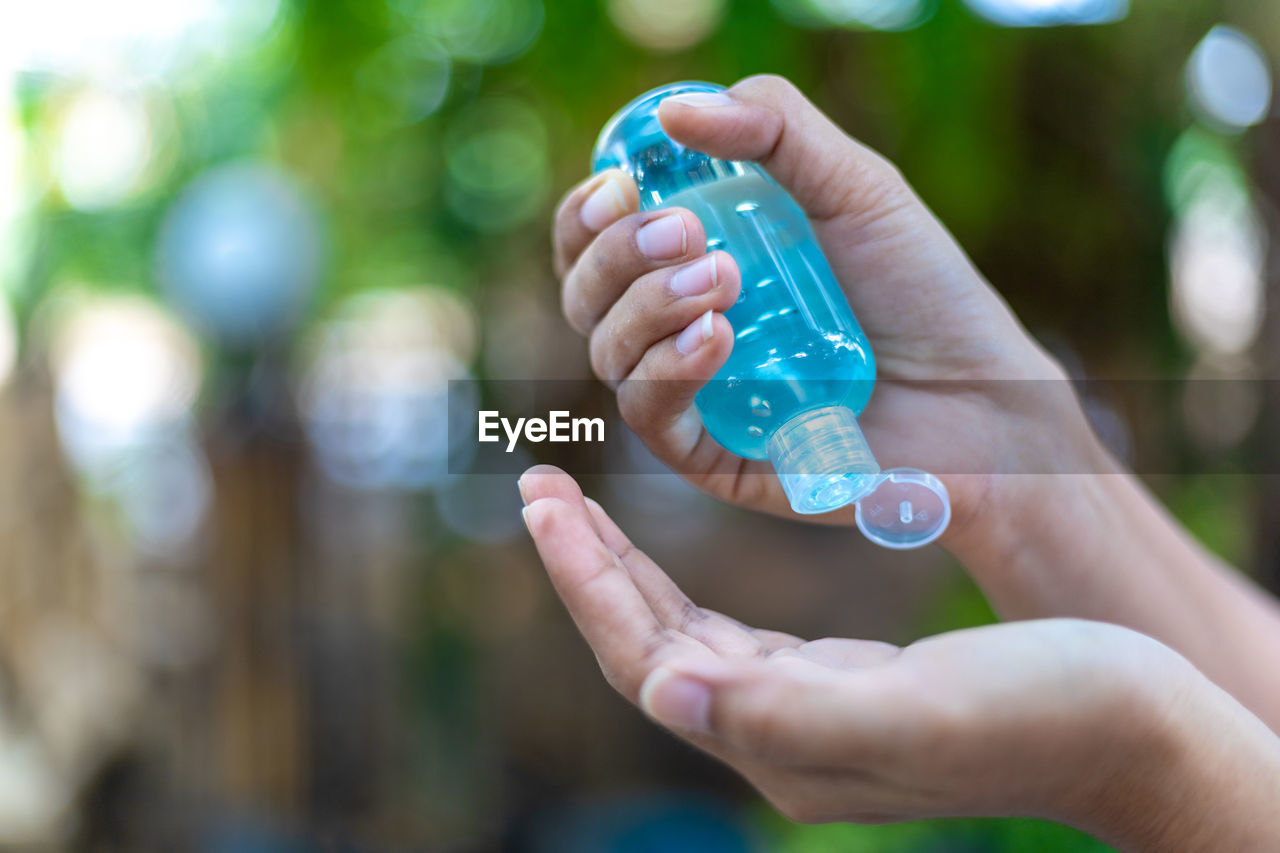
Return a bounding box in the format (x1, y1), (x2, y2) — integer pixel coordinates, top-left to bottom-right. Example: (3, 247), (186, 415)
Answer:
(593, 81), (950, 549)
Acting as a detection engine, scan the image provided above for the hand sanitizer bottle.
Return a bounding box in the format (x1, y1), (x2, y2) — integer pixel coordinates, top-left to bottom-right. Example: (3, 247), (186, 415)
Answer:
(593, 82), (950, 549)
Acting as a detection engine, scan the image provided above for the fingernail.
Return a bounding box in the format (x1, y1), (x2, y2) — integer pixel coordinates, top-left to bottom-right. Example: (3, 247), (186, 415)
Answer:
(520, 505), (531, 531)
(675, 310), (714, 355)
(670, 254), (717, 297)
(581, 174), (629, 232)
(666, 92), (735, 108)
(636, 214), (687, 260)
(640, 667), (711, 733)
(517, 476), (529, 505)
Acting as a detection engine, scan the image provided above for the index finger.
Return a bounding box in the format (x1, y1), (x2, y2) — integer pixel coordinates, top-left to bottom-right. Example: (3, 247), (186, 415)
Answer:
(552, 168), (639, 279)
(520, 467), (697, 698)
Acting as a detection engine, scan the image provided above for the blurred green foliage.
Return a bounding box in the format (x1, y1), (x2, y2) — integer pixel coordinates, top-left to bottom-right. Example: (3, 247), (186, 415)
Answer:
(756, 805), (1116, 852)
(15, 0), (1271, 381)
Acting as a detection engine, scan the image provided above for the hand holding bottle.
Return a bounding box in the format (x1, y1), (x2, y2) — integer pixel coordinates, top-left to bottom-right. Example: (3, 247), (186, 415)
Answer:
(554, 75), (1102, 545)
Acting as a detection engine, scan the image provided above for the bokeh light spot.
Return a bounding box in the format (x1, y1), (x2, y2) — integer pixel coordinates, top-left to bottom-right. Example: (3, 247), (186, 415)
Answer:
(44, 292), (212, 555)
(607, 0), (725, 50)
(1182, 357), (1259, 453)
(772, 0), (935, 31)
(113, 435), (212, 557)
(356, 35), (452, 129)
(52, 89), (154, 210)
(1162, 127), (1247, 216)
(1186, 26), (1272, 133)
(962, 0), (1127, 27)
(0, 298), (17, 391)
(156, 162), (323, 346)
(0, 75), (33, 297)
(50, 295), (201, 463)
(0, 733), (68, 846)
(1169, 181), (1265, 357)
(0, 0), (283, 83)
(445, 98), (549, 231)
(394, 0), (544, 65)
(298, 287), (478, 492)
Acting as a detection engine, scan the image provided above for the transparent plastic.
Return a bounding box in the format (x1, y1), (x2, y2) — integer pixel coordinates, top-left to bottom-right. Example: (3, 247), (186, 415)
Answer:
(855, 469), (951, 550)
(593, 82), (950, 548)
(767, 406), (878, 515)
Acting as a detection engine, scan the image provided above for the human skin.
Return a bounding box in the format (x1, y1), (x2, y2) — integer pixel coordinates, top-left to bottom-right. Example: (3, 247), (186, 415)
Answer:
(518, 465), (1280, 851)
(551, 74), (1280, 733)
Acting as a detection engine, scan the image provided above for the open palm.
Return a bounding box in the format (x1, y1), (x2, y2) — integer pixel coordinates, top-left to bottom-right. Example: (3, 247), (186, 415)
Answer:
(519, 464), (1186, 829)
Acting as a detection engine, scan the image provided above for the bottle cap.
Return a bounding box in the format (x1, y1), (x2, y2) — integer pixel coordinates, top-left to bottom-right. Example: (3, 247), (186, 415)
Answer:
(854, 468), (951, 550)
(767, 406), (880, 515)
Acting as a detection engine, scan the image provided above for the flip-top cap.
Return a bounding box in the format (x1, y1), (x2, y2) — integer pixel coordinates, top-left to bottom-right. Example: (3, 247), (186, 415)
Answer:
(854, 468), (950, 549)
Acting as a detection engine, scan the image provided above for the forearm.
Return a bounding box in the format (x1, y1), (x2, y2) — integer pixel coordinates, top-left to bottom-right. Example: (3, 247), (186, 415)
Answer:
(948, 433), (1280, 731)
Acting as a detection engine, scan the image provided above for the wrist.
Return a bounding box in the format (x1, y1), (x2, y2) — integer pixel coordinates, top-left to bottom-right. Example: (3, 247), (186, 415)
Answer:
(941, 381), (1119, 587)
(1066, 653), (1280, 851)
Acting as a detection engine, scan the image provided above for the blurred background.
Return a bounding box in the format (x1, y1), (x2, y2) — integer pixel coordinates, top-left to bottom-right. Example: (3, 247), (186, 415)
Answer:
(0, 0), (1276, 850)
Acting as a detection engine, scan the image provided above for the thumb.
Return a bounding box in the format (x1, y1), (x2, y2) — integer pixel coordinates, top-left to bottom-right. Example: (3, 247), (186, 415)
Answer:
(638, 654), (895, 764)
(657, 74), (905, 223)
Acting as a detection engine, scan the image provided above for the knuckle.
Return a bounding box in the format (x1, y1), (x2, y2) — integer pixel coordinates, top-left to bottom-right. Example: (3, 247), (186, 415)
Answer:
(639, 628), (673, 667)
(677, 600), (708, 631)
(552, 185), (589, 264)
(586, 242), (616, 287)
(736, 73), (797, 101)
(616, 374), (673, 436)
(587, 328), (619, 385)
(610, 210), (647, 248)
(872, 152), (906, 186)
(617, 629), (678, 698)
(560, 276), (591, 335)
(553, 187), (577, 227)
(587, 219), (643, 276)
(615, 384), (653, 434)
(831, 160), (914, 230)
(860, 153), (909, 199)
